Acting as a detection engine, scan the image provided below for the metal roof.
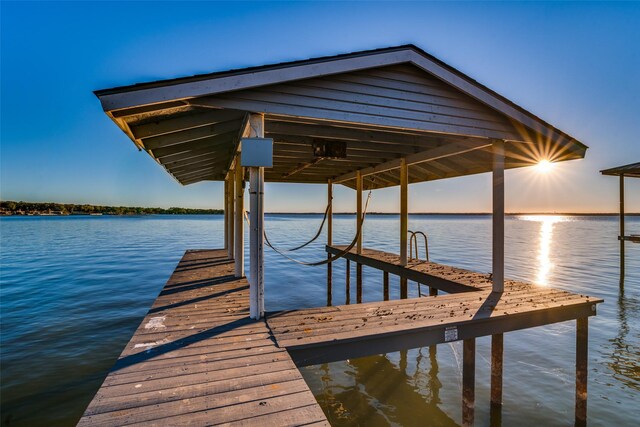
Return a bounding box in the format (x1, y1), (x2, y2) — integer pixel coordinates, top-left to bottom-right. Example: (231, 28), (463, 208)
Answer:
(94, 45), (588, 189)
(600, 162), (640, 177)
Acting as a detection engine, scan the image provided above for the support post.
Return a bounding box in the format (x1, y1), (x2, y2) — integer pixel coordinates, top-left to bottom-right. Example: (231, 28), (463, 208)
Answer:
(491, 333), (504, 407)
(227, 172), (235, 259)
(234, 162), (244, 277)
(400, 158), (408, 299)
(356, 171), (363, 303)
(620, 174), (625, 286)
(247, 114), (265, 320)
(224, 178), (228, 251)
(576, 317), (588, 427)
(462, 338), (476, 427)
(327, 179), (333, 306)
(492, 140), (505, 293)
(345, 259), (351, 305)
(383, 271), (389, 301)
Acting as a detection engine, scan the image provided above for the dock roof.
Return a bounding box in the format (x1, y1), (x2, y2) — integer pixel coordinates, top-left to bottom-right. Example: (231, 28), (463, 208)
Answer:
(600, 162), (640, 178)
(95, 45), (587, 189)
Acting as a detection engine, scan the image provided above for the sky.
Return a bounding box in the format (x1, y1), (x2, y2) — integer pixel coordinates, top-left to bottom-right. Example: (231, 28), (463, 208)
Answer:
(1, 1), (639, 213)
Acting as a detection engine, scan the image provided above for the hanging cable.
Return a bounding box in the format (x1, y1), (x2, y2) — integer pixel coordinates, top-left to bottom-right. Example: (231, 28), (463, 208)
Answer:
(264, 190), (372, 266)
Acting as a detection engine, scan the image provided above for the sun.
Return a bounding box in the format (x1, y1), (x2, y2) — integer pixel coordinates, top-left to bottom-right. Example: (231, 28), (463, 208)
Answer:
(535, 159), (553, 173)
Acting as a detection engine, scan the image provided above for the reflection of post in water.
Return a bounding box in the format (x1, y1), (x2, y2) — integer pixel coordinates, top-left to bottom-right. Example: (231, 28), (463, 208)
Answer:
(346, 354), (456, 427)
(608, 288), (639, 390)
(400, 349), (407, 375)
(428, 345), (441, 405)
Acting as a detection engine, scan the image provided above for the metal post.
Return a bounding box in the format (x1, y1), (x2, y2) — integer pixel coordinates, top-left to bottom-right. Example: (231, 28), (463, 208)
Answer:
(576, 317), (588, 427)
(234, 162), (244, 277)
(400, 158), (408, 299)
(620, 174), (625, 286)
(462, 338), (476, 427)
(248, 114), (265, 320)
(356, 171), (363, 303)
(327, 179), (333, 306)
(492, 140), (505, 293)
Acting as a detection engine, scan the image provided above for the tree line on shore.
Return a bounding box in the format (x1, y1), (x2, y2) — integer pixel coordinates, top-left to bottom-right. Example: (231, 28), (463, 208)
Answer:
(0, 201), (223, 215)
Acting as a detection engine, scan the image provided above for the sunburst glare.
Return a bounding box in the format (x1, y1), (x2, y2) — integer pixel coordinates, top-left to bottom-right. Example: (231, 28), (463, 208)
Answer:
(535, 159), (553, 174)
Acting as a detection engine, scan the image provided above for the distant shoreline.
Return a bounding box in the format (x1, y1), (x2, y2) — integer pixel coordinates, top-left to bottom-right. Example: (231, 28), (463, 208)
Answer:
(1, 200), (637, 217)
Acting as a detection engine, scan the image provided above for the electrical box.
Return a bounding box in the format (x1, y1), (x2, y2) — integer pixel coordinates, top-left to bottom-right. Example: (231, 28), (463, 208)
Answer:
(241, 138), (273, 168)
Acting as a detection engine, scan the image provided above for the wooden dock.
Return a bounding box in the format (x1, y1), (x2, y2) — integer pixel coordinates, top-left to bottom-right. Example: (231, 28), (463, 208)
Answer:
(80, 247), (602, 426)
(78, 249), (328, 426)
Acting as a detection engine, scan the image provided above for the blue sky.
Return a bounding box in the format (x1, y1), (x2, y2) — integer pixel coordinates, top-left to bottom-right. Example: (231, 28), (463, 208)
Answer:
(1, 1), (639, 212)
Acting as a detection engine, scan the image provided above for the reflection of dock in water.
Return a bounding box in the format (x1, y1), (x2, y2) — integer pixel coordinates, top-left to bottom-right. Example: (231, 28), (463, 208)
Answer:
(314, 349), (455, 427)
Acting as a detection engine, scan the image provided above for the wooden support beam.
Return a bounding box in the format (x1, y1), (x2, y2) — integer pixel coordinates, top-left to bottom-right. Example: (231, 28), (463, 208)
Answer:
(462, 338), (476, 427)
(247, 114), (266, 320)
(576, 317), (588, 427)
(383, 271), (389, 301)
(333, 142), (492, 184)
(491, 333), (504, 407)
(492, 140), (505, 292)
(224, 178), (229, 251)
(234, 159), (244, 278)
(327, 179), (333, 307)
(620, 175), (625, 286)
(356, 171), (363, 303)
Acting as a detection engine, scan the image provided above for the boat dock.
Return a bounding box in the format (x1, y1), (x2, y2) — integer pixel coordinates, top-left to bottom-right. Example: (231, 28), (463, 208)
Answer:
(86, 45), (601, 425)
(78, 249), (329, 426)
(80, 247), (601, 426)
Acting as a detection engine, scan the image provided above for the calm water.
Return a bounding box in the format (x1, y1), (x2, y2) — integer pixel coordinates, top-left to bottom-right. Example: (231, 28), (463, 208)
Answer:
(0, 214), (638, 426)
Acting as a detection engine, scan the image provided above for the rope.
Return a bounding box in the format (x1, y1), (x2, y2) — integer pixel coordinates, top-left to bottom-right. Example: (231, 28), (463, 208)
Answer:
(264, 198), (332, 252)
(264, 190), (372, 266)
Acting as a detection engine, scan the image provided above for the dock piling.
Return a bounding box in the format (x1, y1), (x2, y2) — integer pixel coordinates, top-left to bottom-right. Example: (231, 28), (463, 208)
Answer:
(491, 333), (504, 407)
(383, 271), (389, 300)
(346, 259), (351, 305)
(327, 179), (333, 306)
(576, 317), (588, 427)
(463, 338), (476, 427)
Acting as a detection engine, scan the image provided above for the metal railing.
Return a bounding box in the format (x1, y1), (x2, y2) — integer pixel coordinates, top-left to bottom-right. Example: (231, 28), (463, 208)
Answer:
(408, 230), (429, 262)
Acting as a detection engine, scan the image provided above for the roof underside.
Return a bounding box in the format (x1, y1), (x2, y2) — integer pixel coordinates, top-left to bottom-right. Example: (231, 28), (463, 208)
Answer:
(96, 45), (588, 189)
(600, 162), (640, 178)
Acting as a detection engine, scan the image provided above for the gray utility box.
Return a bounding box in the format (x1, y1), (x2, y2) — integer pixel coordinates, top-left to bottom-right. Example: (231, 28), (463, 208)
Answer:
(241, 138), (273, 168)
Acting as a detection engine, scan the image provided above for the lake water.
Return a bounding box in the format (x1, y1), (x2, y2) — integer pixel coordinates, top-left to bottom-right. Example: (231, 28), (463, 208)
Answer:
(0, 214), (638, 426)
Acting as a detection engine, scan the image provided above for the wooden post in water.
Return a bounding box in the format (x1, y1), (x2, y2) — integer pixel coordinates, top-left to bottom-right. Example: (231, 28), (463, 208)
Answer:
(356, 171), (363, 303)
(327, 179), (333, 306)
(492, 140), (505, 293)
(491, 333), (504, 408)
(576, 317), (588, 427)
(234, 159), (244, 278)
(383, 271), (389, 301)
(345, 259), (351, 305)
(619, 174), (625, 287)
(400, 158), (408, 299)
(462, 338), (476, 427)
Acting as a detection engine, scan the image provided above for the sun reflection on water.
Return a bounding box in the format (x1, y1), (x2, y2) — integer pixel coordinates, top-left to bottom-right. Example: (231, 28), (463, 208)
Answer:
(519, 215), (569, 286)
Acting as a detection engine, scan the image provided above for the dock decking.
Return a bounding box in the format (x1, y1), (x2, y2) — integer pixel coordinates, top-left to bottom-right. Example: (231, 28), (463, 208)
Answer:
(78, 249), (328, 427)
